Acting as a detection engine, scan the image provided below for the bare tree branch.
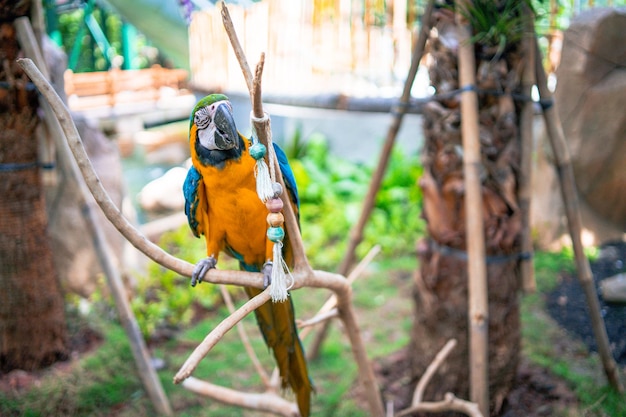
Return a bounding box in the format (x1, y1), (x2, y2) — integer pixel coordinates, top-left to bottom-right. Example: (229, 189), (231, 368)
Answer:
(392, 339), (482, 417)
(174, 289), (272, 384)
(19, 2), (387, 414)
(16, 58), (267, 290)
(220, 286), (272, 388)
(300, 245), (380, 339)
(412, 339), (457, 405)
(182, 377), (299, 417)
(397, 393), (483, 417)
(220, 2), (253, 92)
(298, 308), (339, 329)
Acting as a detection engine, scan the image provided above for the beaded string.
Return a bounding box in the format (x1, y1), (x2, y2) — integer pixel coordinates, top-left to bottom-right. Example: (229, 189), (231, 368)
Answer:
(250, 111), (293, 302)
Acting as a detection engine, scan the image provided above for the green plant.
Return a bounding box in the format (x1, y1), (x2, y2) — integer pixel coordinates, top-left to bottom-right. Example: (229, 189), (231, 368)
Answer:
(130, 226), (222, 339)
(288, 133), (425, 270)
(455, 0), (543, 57)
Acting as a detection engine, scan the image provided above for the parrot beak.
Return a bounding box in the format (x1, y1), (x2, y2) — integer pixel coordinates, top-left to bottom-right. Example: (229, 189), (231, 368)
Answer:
(213, 102), (238, 150)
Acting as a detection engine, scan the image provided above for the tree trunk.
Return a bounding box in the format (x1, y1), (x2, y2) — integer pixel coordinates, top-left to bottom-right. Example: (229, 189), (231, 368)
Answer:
(0, 4), (68, 372)
(407, 6), (525, 415)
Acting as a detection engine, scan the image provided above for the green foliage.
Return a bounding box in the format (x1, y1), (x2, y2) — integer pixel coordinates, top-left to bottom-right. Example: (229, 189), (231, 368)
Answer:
(455, 0), (540, 56)
(292, 132), (425, 270)
(130, 226), (222, 339)
(533, 247), (576, 292)
(55, 4), (154, 72)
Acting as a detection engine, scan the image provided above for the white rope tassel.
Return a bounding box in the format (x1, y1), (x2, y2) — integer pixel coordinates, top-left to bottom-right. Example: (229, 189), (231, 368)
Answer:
(250, 111), (275, 202)
(269, 242), (293, 303)
(254, 158), (274, 202)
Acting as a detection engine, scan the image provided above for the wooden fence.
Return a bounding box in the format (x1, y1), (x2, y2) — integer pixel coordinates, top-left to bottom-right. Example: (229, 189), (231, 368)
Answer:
(189, 0), (414, 96)
(64, 65), (189, 110)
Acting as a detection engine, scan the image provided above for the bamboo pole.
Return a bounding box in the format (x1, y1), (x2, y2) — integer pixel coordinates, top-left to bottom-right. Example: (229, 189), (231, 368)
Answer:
(519, 7), (536, 293)
(534, 41), (624, 394)
(15, 21), (173, 416)
(307, 0), (435, 359)
(454, 1), (489, 415)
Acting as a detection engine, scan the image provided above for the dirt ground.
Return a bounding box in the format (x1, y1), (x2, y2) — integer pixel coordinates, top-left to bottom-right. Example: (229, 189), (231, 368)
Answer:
(375, 350), (579, 417)
(546, 240), (626, 367)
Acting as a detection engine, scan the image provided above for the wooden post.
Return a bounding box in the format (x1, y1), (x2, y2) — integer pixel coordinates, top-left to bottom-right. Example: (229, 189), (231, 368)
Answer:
(15, 19), (173, 415)
(534, 41), (624, 394)
(454, 1), (489, 415)
(519, 7), (536, 293)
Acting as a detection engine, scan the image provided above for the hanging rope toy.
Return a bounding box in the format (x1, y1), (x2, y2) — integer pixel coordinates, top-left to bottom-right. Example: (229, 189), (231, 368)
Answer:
(250, 112), (294, 302)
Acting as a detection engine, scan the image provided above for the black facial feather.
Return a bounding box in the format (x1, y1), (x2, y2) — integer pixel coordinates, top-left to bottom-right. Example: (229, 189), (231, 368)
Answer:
(195, 134), (246, 169)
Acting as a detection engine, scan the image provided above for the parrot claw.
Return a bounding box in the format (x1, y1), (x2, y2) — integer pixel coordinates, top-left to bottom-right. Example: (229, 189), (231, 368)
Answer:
(262, 261), (273, 289)
(191, 256), (217, 287)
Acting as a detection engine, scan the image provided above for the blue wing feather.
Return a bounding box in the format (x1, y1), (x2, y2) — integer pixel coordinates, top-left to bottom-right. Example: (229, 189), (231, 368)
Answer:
(273, 143), (299, 211)
(183, 165), (203, 238)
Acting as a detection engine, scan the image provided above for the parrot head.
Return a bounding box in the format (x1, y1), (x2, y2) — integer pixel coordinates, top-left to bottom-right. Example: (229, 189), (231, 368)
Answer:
(190, 94), (244, 167)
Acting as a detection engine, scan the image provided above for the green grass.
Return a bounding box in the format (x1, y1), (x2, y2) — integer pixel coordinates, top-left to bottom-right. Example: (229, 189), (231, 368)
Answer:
(0, 255), (415, 417)
(2, 249), (624, 416)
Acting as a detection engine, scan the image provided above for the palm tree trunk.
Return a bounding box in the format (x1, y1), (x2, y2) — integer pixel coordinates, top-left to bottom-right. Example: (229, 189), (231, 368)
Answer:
(408, 5), (527, 414)
(0, 4), (68, 372)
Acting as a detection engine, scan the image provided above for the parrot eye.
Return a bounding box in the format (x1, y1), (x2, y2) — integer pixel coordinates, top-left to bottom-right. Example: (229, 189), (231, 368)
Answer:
(194, 106), (211, 129)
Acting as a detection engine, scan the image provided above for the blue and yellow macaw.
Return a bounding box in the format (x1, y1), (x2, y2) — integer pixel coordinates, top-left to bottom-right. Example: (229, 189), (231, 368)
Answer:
(183, 94), (312, 416)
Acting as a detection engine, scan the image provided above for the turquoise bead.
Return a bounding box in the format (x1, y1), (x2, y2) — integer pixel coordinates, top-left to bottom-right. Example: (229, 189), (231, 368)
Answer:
(267, 226), (285, 242)
(249, 142), (266, 160)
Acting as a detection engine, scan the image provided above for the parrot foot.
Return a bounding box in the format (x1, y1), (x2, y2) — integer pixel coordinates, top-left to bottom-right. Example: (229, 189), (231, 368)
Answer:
(262, 261), (273, 289)
(191, 256), (217, 287)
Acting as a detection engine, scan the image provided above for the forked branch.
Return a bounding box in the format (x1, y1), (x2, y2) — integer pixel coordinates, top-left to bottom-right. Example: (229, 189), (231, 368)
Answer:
(18, 3), (386, 415)
(396, 339), (483, 417)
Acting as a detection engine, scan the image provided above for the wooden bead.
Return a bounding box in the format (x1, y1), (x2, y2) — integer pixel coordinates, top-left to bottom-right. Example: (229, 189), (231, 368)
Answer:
(272, 182), (283, 197)
(267, 226), (285, 242)
(249, 142), (266, 160)
(267, 212), (284, 227)
(266, 197), (283, 212)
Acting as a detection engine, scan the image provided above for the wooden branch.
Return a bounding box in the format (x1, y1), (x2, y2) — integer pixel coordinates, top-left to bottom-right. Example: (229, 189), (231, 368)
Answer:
(534, 40), (624, 394)
(300, 245), (380, 340)
(252, 55), (265, 118)
(17, 58), (266, 290)
(174, 289), (272, 384)
(397, 393), (483, 417)
(220, 286), (272, 388)
(21, 26), (384, 417)
(220, 2), (253, 92)
(411, 339), (458, 406)
(24, 3), (388, 415)
(454, 1), (489, 414)
(182, 377), (299, 417)
(298, 308), (339, 329)
(220, 2), (310, 273)
(14, 32), (173, 416)
(394, 339), (483, 417)
(15, 26), (173, 416)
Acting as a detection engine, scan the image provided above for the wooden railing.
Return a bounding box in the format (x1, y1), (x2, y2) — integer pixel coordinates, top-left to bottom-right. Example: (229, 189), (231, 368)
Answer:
(64, 65), (189, 110)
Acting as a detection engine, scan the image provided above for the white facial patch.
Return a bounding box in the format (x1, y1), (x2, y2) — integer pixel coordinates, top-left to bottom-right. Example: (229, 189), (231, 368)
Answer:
(198, 123), (218, 150)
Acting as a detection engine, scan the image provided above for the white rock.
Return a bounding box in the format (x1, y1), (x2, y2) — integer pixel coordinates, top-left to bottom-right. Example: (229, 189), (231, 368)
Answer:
(138, 166), (187, 212)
